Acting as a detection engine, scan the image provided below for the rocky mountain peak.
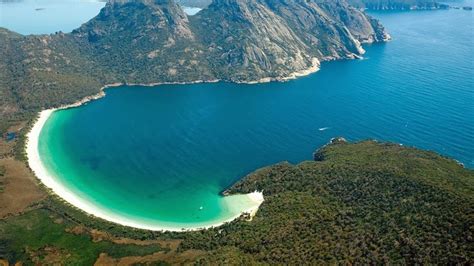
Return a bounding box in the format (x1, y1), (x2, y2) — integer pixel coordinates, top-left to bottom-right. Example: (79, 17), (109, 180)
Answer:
(73, 0), (193, 42)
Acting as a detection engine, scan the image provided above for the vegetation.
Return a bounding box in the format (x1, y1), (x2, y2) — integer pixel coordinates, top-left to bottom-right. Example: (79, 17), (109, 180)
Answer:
(0, 209), (163, 265)
(1, 140), (472, 264)
(0, 0), (470, 264)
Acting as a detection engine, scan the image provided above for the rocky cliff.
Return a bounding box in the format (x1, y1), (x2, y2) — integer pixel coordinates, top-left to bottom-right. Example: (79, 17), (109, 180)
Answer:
(191, 0), (389, 81)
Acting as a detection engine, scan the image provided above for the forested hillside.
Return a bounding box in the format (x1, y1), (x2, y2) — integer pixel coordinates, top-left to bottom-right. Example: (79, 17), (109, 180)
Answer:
(1, 139), (472, 264)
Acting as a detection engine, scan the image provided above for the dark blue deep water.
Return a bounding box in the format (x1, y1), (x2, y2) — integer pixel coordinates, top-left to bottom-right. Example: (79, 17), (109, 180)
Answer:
(38, 9), (473, 229)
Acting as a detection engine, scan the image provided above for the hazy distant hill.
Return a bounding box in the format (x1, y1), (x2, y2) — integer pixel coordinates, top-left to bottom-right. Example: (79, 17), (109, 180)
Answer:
(348, 0), (448, 10)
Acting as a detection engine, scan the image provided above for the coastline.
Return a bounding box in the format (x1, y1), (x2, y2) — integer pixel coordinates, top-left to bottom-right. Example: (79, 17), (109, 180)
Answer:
(242, 58), (321, 84)
(67, 56), (325, 105)
(26, 108), (264, 231)
(52, 50), (367, 111)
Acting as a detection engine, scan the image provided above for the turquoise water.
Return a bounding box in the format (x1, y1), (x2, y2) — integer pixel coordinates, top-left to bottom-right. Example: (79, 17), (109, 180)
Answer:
(36, 9), (474, 228)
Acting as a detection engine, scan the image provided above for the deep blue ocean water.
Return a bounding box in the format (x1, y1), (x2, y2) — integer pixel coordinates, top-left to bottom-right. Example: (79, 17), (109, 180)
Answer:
(33, 7), (474, 228)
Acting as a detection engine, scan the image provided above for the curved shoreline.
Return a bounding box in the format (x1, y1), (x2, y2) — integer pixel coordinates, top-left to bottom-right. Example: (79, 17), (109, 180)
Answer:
(26, 108), (264, 232)
(23, 57), (327, 232)
(23, 55), (333, 231)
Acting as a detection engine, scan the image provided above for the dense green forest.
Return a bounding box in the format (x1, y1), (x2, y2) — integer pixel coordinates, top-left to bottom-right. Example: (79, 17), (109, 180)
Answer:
(1, 139), (472, 264)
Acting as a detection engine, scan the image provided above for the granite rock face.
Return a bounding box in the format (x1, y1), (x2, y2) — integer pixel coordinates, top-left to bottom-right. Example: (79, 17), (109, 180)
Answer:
(191, 0), (389, 81)
(68, 0), (390, 81)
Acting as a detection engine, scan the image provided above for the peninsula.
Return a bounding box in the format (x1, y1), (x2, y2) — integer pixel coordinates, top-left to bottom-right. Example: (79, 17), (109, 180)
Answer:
(2, 139), (473, 264)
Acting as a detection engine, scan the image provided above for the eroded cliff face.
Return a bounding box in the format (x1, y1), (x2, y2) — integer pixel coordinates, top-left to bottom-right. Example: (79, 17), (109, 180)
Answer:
(0, 0), (390, 118)
(192, 0), (389, 81)
(20, 0), (390, 83)
(71, 0), (210, 81)
(77, 0), (194, 41)
(191, 0), (314, 81)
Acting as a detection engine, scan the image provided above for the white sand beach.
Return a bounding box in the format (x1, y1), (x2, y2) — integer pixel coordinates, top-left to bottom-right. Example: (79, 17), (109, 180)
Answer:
(26, 108), (264, 231)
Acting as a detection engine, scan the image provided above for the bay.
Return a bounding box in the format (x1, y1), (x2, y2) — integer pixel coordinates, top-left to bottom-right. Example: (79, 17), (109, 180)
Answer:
(33, 7), (474, 229)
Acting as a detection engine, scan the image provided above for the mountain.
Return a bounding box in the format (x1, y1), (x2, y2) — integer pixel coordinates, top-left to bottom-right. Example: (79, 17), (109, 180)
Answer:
(0, 0), (389, 131)
(71, 0), (209, 81)
(191, 0), (389, 81)
(2, 139), (472, 264)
